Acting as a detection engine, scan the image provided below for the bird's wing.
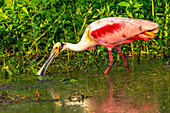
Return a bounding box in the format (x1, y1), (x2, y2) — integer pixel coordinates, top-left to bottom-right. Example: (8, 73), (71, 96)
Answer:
(89, 17), (158, 44)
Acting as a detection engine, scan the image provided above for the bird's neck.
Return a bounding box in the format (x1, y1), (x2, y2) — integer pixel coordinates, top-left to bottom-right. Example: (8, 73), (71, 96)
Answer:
(64, 35), (96, 52)
(64, 41), (93, 52)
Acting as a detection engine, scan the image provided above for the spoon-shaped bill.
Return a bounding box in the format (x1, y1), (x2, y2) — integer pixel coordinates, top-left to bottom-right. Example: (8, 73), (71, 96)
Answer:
(36, 49), (59, 75)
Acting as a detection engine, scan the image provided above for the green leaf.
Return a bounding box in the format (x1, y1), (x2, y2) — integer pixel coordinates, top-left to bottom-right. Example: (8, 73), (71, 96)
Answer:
(31, 59), (36, 63)
(40, 10), (46, 15)
(70, 79), (77, 82)
(22, 7), (29, 16)
(42, 0), (47, 4)
(117, 1), (130, 7)
(16, 52), (19, 56)
(107, 3), (110, 12)
(157, 39), (163, 49)
(4, 36), (9, 40)
(133, 2), (143, 7)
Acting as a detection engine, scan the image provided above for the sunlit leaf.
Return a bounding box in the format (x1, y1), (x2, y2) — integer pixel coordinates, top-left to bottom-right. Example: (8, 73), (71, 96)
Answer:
(117, 1), (130, 7)
(70, 79), (77, 82)
(22, 7), (29, 16)
(133, 2), (143, 7)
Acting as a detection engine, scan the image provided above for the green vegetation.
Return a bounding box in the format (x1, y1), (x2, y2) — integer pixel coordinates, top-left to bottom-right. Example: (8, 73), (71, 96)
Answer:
(0, 0), (169, 78)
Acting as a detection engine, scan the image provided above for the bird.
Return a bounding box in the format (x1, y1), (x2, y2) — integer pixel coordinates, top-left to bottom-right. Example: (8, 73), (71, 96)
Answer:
(36, 17), (159, 75)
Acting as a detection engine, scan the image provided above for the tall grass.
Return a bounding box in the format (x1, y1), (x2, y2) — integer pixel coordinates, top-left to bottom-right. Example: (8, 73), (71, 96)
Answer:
(0, 0), (169, 76)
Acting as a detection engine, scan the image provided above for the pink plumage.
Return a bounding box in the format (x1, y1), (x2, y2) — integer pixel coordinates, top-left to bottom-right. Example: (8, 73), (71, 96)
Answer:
(88, 17), (158, 74)
(89, 17), (158, 46)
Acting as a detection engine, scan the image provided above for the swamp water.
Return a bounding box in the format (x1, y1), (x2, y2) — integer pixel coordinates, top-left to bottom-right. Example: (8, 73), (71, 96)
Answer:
(0, 60), (169, 113)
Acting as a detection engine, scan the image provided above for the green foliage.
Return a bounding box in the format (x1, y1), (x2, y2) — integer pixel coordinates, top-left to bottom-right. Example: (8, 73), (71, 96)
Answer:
(0, 0), (169, 76)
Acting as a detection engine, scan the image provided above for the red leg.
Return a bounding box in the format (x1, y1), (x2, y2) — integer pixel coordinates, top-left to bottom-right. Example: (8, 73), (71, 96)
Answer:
(115, 46), (130, 73)
(104, 48), (113, 74)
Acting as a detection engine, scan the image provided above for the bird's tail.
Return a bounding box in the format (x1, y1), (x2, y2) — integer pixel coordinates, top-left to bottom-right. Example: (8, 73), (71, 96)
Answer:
(144, 28), (158, 38)
(144, 31), (157, 38)
(137, 28), (158, 41)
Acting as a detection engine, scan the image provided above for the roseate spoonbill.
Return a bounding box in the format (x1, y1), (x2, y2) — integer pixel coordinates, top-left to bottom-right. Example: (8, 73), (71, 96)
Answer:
(37, 17), (158, 75)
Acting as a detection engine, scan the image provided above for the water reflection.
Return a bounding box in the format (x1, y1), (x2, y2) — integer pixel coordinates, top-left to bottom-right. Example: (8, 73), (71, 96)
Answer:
(94, 74), (159, 113)
(94, 74), (130, 113)
(0, 61), (168, 113)
(49, 73), (159, 113)
(49, 86), (94, 112)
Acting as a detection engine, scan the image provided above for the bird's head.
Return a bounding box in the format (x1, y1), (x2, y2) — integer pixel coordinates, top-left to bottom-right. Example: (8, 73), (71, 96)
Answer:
(36, 42), (65, 75)
(53, 42), (65, 54)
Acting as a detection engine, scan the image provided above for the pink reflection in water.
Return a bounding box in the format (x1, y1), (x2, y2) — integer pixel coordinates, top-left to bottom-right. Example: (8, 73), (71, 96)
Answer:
(93, 74), (159, 113)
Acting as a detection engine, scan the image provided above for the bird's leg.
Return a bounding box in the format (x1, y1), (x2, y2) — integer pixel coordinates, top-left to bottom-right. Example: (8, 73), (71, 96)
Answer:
(104, 48), (113, 74)
(114, 46), (130, 73)
(137, 40), (141, 64)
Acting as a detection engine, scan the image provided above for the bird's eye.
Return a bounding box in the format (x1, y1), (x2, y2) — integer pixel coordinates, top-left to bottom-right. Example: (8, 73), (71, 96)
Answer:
(54, 47), (59, 53)
(55, 47), (58, 50)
